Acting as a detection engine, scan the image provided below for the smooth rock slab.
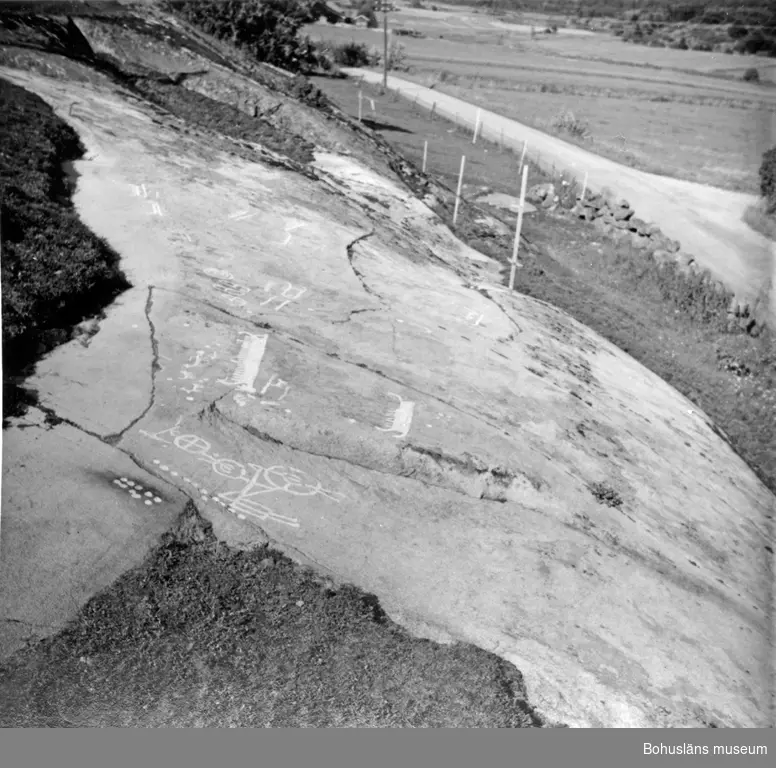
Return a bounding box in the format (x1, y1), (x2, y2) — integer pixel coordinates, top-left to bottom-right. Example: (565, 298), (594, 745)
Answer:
(3, 67), (774, 730)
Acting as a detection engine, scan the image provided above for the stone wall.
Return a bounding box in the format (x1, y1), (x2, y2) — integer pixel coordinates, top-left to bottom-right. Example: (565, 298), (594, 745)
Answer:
(526, 182), (766, 337)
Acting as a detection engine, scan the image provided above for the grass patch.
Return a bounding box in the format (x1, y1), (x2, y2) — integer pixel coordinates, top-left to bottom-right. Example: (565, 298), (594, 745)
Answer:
(396, 73), (768, 193)
(588, 481), (623, 509)
(0, 505), (545, 728)
(132, 79), (317, 165)
(0, 76), (131, 422)
(743, 199), (776, 242)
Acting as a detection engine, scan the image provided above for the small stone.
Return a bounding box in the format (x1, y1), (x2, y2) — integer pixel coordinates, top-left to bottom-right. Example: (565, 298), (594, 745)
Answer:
(527, 182), (555, 203)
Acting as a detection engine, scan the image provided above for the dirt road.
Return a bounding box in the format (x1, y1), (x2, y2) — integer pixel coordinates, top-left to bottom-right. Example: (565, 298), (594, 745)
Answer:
(346, 69), (776, 326)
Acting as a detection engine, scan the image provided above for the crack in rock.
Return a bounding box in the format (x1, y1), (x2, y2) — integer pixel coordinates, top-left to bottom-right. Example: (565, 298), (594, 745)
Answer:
(346, 229), (383, 299)
(203, 405), (467, 499)
(104, 285), (160, 445)
(205, 402), (540, 507)
(328, 356), (515, 439)
(331, 307), (381, 325)
(476, 287), (523, 337)
(399, 444), (545, 503)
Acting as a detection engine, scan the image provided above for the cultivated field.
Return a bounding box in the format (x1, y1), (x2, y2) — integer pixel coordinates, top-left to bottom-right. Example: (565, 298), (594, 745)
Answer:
(307, 7), (776, 192)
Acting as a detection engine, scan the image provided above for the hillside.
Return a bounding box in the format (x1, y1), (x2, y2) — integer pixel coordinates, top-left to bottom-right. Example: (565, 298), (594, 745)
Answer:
(1, 1), (774, 729)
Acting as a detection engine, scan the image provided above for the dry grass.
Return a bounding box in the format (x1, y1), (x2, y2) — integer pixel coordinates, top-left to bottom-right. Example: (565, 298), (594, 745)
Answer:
(743, 199), (776, 242)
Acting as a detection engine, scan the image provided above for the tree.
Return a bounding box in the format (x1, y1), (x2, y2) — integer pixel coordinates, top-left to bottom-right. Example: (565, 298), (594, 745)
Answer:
(164, 0), (321, 72)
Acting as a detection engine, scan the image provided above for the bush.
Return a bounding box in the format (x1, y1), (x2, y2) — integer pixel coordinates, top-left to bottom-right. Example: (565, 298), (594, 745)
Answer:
(329, 41), (375, 67)
(729, 22), (749, 40)
(759, 146), (776, 213)
(549, 109), (591, 140)
(387, 40), (408, 71)
(164, 0), (322, 73)
(743, 67), (760, 82)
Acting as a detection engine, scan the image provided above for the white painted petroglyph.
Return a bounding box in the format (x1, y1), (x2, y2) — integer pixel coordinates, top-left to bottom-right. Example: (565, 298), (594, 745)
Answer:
(204, 268), (233, 280)
(113, 477), (163, 505)
(201, 270), (307, 313)
(278, 220), (306, 247)
(464, 309), (484, 326)
(228, 209), (257, 222)
(217, 332), (268, 399)
(139, 417), (185, 445)
(376, 393), (415, 439)
(259, 374), (290, 406)
(202, 268), (253, 308)
(260, 280), (307, 312)
(142, 422), (347, 528)
(176, 348), (218, 401)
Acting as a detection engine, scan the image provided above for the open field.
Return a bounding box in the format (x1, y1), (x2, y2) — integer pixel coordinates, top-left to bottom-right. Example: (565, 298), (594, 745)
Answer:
(307, 17), (776, 192)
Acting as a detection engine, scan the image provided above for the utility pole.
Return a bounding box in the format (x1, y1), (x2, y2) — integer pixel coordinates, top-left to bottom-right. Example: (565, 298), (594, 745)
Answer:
(382, 1), (389, 91)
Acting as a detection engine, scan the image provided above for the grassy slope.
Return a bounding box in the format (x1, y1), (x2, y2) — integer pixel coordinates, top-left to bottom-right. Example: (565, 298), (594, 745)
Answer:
(0, 77), (131, 422)
(311, 74), (776, 498)
(0, 506), (543, 727)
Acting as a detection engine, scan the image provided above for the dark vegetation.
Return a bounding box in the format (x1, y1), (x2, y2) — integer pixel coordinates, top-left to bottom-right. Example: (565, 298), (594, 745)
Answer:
(0, 77), (131, 422)
(0, 506), (545, 727)
(133, 79), (317, 163)
(760, 145), (776, 213)
(588, 481), (623, 509)
(161, 0), (323, 73)
(326, 40), (377, 67)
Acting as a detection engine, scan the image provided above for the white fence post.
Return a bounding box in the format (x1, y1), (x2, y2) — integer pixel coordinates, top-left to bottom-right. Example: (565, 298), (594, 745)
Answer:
(453, 154), (466, 226)
(422, 140), (428, 173)
(519, 140), (528, 173)
(509, 165), (530, 292)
